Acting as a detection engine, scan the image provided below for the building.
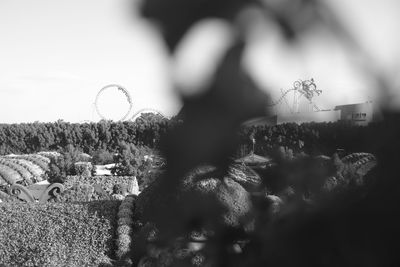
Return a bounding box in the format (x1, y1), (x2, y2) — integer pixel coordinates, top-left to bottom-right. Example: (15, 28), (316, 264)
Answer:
(243, 101), (379, 127)
(334, 101), (377, 126)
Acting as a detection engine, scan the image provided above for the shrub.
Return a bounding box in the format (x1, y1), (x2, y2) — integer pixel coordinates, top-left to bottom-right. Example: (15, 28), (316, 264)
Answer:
(64, 176), (137, 196)
(7, 154), (49, 172)
(9, 158), (44, 182)
(113, 183), (127, 195)
(57, 183), (94, 202)
(0, 167), (18, 185)
(92, 149), (115, 165)
(111, 143), (151, 178)
(47, 145), (89, 183)
(136, 165), (252, 231)
(115, 195), (137, 265)
(74, 162), (93, 176)
(60, 176), (141, 202)
(0, 189), (10, 201)
(0, 158), (33, 184)
(0, 201), (121, 267)
(46, 156), (72, 183)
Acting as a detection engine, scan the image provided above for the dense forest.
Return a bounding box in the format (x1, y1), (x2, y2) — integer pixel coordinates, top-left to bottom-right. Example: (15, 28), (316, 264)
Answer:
(238, 121), (379, 156)
(0, 113), (379, 157)
(0, 114), (169, 155)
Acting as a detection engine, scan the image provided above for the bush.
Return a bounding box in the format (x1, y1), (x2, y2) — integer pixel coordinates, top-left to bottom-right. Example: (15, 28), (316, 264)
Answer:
(47, 145), (88, 183)
(115, 195), (137, 265)
(92, 149), (115, 165)
(0, 201), (120, 266)
(0, 189), (10, 201)
(136, 165), (252, 231)
(74, 162), (93, 176)
(111, 143), (151, 177)
(57, 183), (95, 202)
(46, 156), (70, 183)
(64, 176), (138, 197)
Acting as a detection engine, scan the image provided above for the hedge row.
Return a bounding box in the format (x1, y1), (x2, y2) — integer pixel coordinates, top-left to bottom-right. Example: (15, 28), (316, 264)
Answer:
(0, 201), (121, 267)
(6, 154), (49, 172)
(0, 158), (32, 184)
(64, 176), (136, 195)
(115, 195), (137, 266)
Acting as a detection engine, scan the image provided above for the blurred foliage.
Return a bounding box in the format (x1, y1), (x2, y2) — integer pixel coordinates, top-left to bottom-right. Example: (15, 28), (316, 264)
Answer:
(1, 0), (398, 265)
(130, 0), (400, 266)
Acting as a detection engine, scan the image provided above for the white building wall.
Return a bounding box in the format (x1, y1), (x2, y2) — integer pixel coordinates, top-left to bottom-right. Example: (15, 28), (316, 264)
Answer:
(335, 102), (374, 126)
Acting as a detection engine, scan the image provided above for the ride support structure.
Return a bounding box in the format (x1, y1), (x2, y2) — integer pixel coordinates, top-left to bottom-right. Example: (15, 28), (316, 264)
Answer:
(94, 84), (133, 121)
(268, 78), (322, 114)
(93, 84), (168, 122)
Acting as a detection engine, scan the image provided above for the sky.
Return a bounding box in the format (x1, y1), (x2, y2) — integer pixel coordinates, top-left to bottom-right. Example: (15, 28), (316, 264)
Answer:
(0, 0), (399, 123)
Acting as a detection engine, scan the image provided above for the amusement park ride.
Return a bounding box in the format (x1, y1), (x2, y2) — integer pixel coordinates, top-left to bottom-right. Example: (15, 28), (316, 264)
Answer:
(91, 78), (321, 122)
(93, 84), (167, 122)
(268, 78), (323, 114)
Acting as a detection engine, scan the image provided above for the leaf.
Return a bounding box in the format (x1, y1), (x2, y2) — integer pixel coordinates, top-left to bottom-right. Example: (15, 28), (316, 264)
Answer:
(163, 39), (271, 185)
(141, 0), (249, 51)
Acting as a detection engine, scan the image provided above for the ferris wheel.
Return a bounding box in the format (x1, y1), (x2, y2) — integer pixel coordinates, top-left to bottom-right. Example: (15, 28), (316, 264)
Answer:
(268, 78), (322, 114)
(94, 84), (133, 121)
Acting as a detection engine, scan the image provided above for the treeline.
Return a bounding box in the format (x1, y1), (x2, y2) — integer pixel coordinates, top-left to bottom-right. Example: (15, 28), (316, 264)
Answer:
(0, 116), (381, 157)
(0, 113), (169, 155)
(238, 121), (381, 156)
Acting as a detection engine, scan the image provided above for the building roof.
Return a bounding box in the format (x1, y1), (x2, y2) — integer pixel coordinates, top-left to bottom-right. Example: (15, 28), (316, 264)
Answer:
(334, 101), (373, 110)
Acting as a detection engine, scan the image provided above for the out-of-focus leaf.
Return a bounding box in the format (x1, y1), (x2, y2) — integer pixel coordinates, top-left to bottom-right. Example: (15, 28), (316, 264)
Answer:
(141, 0), (250, 51)
(163, 40), (270, 184)
(259, 0), (321, 41)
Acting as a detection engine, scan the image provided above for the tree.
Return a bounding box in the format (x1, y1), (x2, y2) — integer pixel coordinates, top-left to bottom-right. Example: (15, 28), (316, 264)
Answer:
(112, 142), (146, 177)
(91, 148), (115, 165)
(46, 145), (86, 183)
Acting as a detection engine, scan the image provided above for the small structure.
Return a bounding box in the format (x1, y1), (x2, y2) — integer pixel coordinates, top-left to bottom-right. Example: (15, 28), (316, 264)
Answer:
(234, 153), (272, 168)
(94, 163), (116, 176)
(128, 176), (140, 195)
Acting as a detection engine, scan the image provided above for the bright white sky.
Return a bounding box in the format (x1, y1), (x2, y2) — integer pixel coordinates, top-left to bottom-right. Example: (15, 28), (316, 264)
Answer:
(0, 0), (399, 123)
